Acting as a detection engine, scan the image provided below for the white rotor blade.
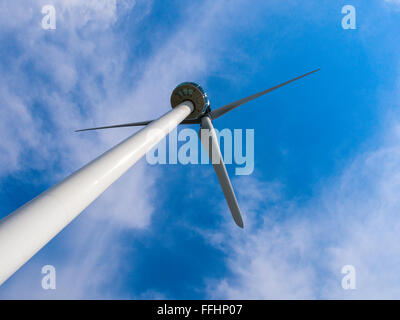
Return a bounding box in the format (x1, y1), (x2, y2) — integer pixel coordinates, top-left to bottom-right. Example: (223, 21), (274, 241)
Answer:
(210, 68), (320, 120)
(199, 116), (244, 228)
(75, 120), (154, 132)
(76, 119), (201, 132)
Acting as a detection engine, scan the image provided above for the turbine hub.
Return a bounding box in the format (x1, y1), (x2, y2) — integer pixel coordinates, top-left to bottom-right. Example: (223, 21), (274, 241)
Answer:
(171, 82), (210, 119)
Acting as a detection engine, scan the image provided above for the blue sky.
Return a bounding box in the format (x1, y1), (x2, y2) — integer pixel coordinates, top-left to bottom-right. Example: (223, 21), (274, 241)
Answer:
(1, 0), (400, 299)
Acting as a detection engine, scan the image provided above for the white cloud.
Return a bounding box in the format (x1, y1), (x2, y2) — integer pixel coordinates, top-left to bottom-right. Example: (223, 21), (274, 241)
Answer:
(0, 0), (253, 298)
(205, 122), (400, 299)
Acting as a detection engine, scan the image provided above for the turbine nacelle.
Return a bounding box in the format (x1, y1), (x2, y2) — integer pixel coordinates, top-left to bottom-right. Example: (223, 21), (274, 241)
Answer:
(171, 82), (210, 119)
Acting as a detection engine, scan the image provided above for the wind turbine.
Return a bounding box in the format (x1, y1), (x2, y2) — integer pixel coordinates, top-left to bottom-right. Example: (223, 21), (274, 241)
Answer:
(0, 69), (319, 285)
(77, 69), (319, 227)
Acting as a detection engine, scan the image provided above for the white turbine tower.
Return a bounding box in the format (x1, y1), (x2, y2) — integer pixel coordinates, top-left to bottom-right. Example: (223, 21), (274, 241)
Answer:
(0, 69), (319, 285)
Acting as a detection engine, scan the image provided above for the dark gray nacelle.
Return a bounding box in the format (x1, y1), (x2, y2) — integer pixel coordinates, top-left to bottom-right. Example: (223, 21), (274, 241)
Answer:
(170, 82), (210, 119)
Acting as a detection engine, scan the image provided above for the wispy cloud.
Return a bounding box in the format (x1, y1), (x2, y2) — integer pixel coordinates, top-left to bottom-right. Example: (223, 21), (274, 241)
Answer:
(0, 0), (252, 298)
(205, 118), (400, 299)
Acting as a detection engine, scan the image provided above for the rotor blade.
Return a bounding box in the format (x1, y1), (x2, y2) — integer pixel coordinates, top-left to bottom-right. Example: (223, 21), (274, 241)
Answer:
(75, 120), (154, 132)
(75, 118), (201, 132)
(210, 68), (320, 120)
(199, 116), (244, 228)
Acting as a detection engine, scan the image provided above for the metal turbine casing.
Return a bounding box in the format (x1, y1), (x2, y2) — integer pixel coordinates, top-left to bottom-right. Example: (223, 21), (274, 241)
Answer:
(171, 82), (210, 119)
